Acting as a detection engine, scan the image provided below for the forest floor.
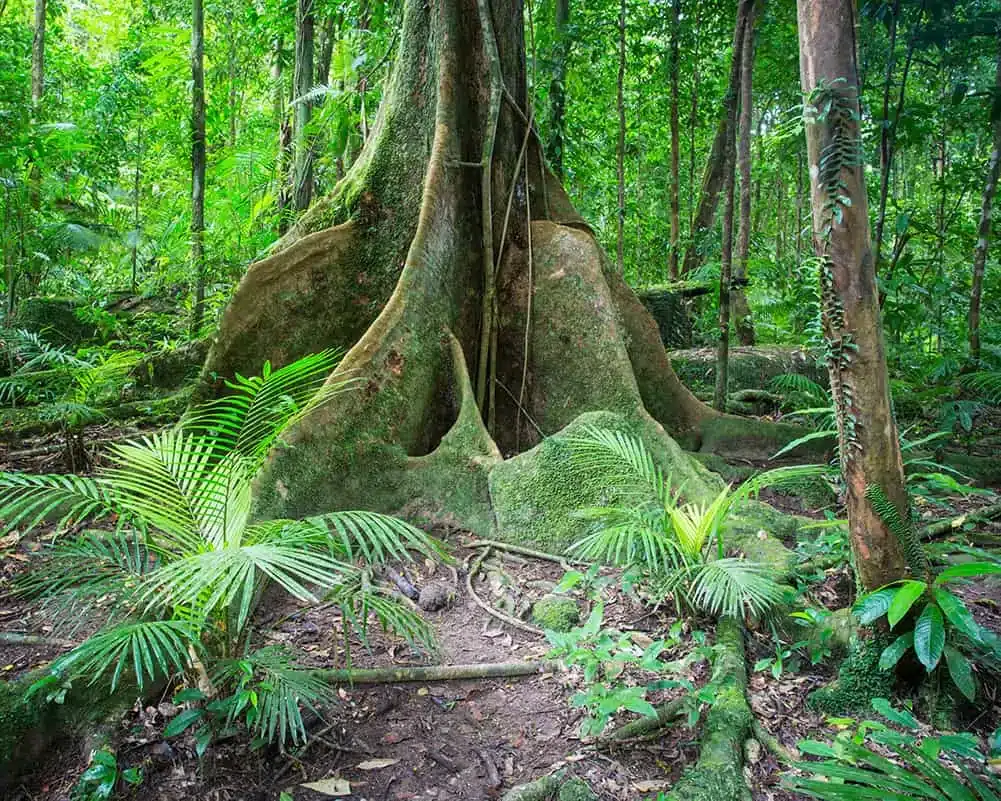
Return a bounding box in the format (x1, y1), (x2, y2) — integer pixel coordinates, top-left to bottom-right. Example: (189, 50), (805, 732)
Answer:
(2, 423), (1001, 801)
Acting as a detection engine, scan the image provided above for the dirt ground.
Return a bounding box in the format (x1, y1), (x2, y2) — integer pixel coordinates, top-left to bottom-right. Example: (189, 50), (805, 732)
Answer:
(3, 424), (1001, 801)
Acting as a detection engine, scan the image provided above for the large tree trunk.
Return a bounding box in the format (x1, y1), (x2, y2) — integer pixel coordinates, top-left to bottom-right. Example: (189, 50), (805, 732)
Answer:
(681, 0), (754, 277)
(547, 0), (570, 179)
(667, 0), (681, 280)
(970, 28), (1001, 364)
(198, 0), (811, 548)
(732, 1), (758, 346)
(798, 0), (909, 591)
(191, 0), (206, 331)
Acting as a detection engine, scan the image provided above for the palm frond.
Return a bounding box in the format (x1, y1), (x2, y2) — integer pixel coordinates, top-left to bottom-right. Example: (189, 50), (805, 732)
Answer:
(15, 530), (153, 627)
(214, 645), (335, 749)
(314, 511), (446, 565)
(51, 619), (198, 691)
(146, 538), (350, 633)
(768, 373), (829, 406)
(328, 575), (436, 654)
(183, 349), (349, 468)
(566, 426), (669, 504)
(0, 472), (118, 536)
(960, 370), (1001, 404)
(689, 558), (789, 619)
(101, 429), (231, 554)
(569, 505), (683, 572)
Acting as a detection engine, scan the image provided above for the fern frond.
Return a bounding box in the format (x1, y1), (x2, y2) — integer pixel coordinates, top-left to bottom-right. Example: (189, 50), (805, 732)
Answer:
(864, 484), (928, 576)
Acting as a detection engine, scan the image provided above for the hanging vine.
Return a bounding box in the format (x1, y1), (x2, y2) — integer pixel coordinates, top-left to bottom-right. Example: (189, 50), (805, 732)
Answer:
(804, 77), (864, 466)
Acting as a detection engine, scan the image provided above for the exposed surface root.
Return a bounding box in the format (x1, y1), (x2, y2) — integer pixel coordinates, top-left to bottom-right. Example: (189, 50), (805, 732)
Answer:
(662, 617), (753, 801)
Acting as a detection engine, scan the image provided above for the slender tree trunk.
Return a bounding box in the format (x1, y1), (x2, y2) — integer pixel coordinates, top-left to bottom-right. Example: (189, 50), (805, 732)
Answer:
(131, 120), (142, 293)
(687, 0), (700, 233)
(795, 146), (804, 270)
(732, 1), (758, 346)
(191, 0), (207, 332)
(272, 37), (294, 234)
(293, 0), (315, 212)
(317, 13), (338, 85)
(667, 0), (681, 280)
(357, 1), (371, 146)
(31, 0), (45, 107)
(874, 0), (924, 273)
(970, 29), (1001, 364)
(227, 3), (238, 148)
(681, 0), (754, 277)
(798, 0), (909, 591)
(713, 8), (745, 412)
(548, 0), (570, 178)
(616, 0), (626, 274)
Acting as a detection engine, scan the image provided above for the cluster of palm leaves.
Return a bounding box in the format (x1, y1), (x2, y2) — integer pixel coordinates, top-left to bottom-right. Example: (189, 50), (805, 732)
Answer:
(787, 698), (1001, 801)
(566, 427), (824, 620)
(0, 350), (443, 749)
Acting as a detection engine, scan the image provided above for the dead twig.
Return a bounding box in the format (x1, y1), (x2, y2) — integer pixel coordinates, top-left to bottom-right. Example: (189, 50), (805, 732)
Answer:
(466, 546), (545, 636)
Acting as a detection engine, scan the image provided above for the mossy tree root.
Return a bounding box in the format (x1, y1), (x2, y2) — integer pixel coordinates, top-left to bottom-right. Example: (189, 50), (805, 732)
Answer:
(313, 660), (559, 684)
(661, 616), (753, 801)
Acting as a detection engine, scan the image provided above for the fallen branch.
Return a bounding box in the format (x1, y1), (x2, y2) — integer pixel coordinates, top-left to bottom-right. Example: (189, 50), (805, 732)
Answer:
(464, 537), (580, 569)
(466, 546), (545, 636)
(921, 502), (1001, 540)
(601, 696), (686, 742)
(0, 632), (76, 648)
(313, 660), (559, 685)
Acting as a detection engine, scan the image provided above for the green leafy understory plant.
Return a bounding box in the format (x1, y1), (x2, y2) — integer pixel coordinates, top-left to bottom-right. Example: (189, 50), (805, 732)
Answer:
(853, 561), (1001, 701)
(72, 747), (142, 801)
(544, 604), (715, 737)
(786, 697), (1001, 800)
(1, 350), (444, 750)
(567, 427), (823, 620)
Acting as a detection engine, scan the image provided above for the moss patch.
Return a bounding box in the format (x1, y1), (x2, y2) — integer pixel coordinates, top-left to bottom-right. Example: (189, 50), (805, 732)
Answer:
(488, 410), (720, 553)
(531, 595), (580, 632)
(808, 631), (894, 715)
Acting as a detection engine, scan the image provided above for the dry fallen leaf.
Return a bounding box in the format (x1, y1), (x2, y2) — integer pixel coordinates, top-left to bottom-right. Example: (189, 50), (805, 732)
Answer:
(355, 758), (400, 770)
(300, 777), (351, 796)
(633, 780), (669, 792)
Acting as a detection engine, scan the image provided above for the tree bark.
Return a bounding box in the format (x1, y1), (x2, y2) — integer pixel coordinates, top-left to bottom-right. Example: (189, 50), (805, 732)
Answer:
(798, 0), (909, 591)
(191, 0), (206, 332)
(131, 120), (142, 293)
(293, 0), (315, 212)
(681, 0), (755, 277)
(732, 0), (758, 345)
(667, 0), (681, 280)
(31, 0), (45, 107)
(547, 0), (570, 179)
(616, 0), (626, 274)
(713, 9), (745, 412)
(970, 28), (1001, 364)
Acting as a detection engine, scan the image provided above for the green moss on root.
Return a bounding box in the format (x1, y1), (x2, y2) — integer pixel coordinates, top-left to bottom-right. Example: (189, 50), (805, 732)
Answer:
(698, 415), (833, 462)
(662, 617), (752, 801)
(808, 632), (894, 714)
